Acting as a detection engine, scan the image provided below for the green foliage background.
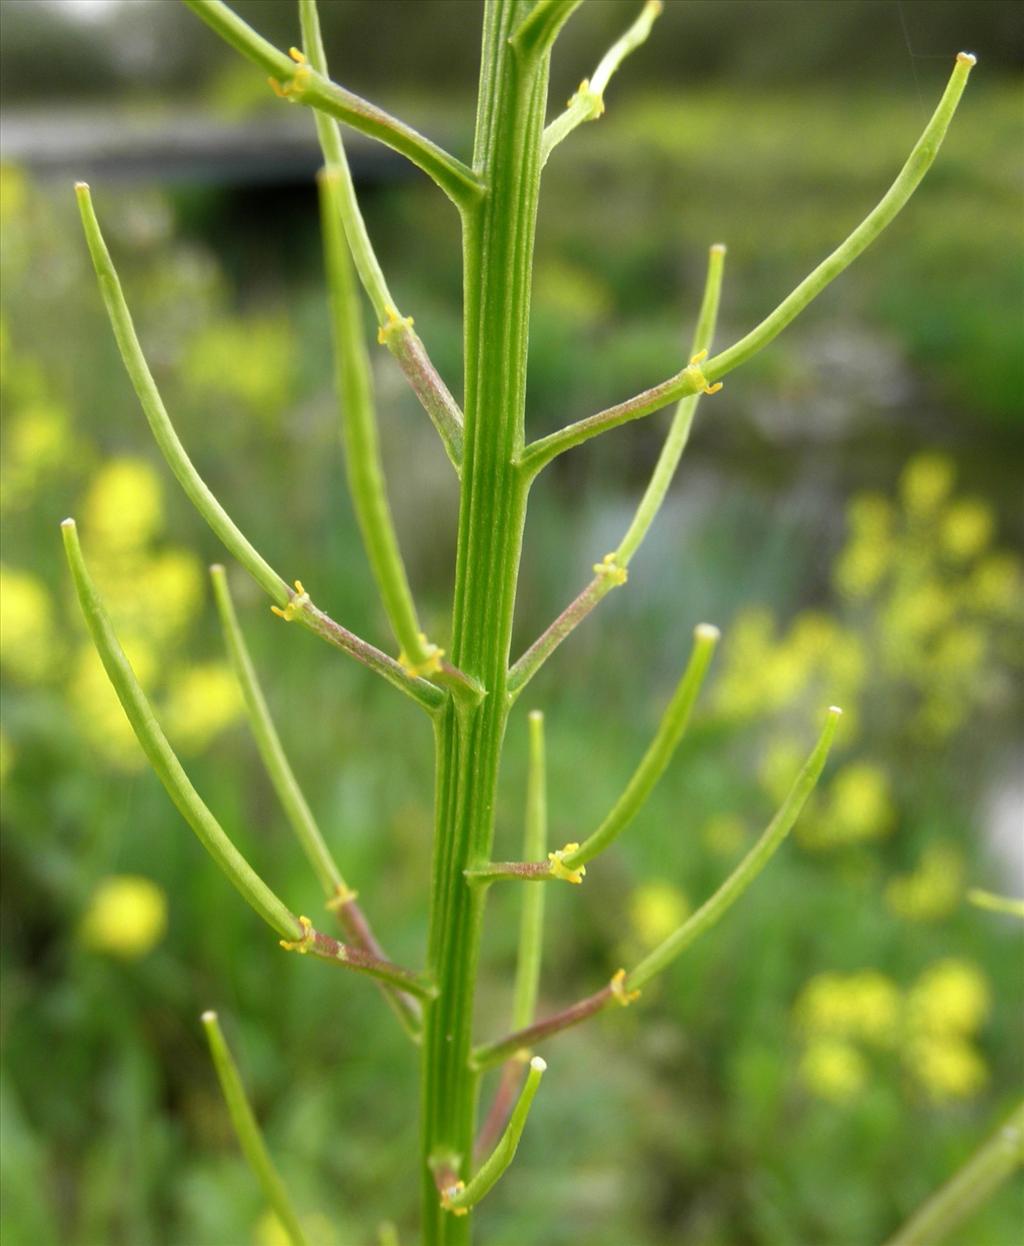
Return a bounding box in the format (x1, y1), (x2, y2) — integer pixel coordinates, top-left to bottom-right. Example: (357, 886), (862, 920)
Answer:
(1, 2), (1022, 1243)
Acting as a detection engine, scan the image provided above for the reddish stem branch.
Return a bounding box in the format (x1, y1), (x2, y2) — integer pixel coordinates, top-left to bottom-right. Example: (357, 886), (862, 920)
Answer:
(471, 983), (615, 1070)
(335, 897), (423, 1034)
(507, 573), (614, 700)
(281, 917), (437, 1000)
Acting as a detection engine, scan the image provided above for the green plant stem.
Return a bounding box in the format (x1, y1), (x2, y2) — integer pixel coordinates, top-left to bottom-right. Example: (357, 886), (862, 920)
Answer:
(299, 0), (464, 470)
(441, 1057), (547, 1215)
(507, 243), (725, 696)
(75, 182), (287, 607)
(210, 565), (422, 1036)
(182, 0), (483, 209)
(520, 52), (976, 476)
(61, 519), (301, 942)
(318, 169), (440, 677)
(627, 705), (842, 990)
(885, 1099), (1024, 1246)
(201, 1011), (310, 1246)
(542, 0), (662, 166)
(419, 4), (551, 1241)
(511, 0), (584, 57)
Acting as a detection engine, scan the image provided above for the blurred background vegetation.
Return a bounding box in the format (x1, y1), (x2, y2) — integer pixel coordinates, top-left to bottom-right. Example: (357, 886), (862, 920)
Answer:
(2, 1), (1022, 1243)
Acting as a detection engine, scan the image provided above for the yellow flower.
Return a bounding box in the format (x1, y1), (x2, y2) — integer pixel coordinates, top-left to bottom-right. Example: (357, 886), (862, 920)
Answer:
(907, 959), (990, 1035)
(162, 662), (243, 753)
(0, 565), (61, 683)
(793, 970), (900, 1045)
(845, 971), (902, 1045)
(794, 972), (853, 1036)
(967, 553), (1021, 613)
(136, 549), (205, 644)
(907, 1035), (987, 1101)
(1, 401), (71, 511)
(835, 535), (890, 600)
(629, 881), (689, 947)
(901, 453), (953, 518)
(83, 459), (164, 553)
(80, 874), (168, 958)
(822, 761), (894, 844)
(941, 498), (993, 562)
(798, 1039), (868, 1102)
(885, 843), (965, 922)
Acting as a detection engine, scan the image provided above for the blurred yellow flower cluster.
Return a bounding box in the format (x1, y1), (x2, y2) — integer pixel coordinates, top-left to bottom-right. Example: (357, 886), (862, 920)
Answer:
(0, 564), (64, 683)
(183, 315), (295, 423)
(0, 451), (242, 770)
(66, 459), (241, 767)
(79, 874), (168, 959)
(836, 453), (1021, 739)
(1, 168), (295, 780)
(793, 958), (990, 1104)
(713, 453), (1021, 851)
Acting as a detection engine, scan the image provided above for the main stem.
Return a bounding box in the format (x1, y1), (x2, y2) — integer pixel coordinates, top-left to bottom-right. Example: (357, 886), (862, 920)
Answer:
(420, 3), (548, 1242)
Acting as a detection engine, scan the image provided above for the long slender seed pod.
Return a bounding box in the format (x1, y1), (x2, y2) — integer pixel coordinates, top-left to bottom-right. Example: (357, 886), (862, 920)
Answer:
(201, 1011), (311, 1246)
(884, 1099), (1024, 1246)
(318, 168), (441, 678)
(615, 243), (726, 565)
(299, 0), (464, 469)
(507, 244), (725, 698)
(75, 183), (288, 608)
(182, 0), (483, 209)
(210, 565), (344, 898)
(473, 708), (841, 1067)
(61, 519), (301, 941)
(967, 890), (1024, 919)
(77, 182), (442, 712)
(627, 706), (842, 991)
(441, 1058), (547, 1214)
(542, 0), (663, 166)
(561, 623), (719, 872)
(481, 626), (718, 881)
(211, 564), (422, 1037)
(520, 52), (976, 476)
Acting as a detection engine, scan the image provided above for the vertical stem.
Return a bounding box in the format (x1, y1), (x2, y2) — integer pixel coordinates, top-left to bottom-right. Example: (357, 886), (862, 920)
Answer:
(420, 2), (549, 1241)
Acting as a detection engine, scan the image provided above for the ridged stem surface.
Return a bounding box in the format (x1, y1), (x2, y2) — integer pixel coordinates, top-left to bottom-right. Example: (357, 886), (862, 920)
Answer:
(420, 3), (548, 1241)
